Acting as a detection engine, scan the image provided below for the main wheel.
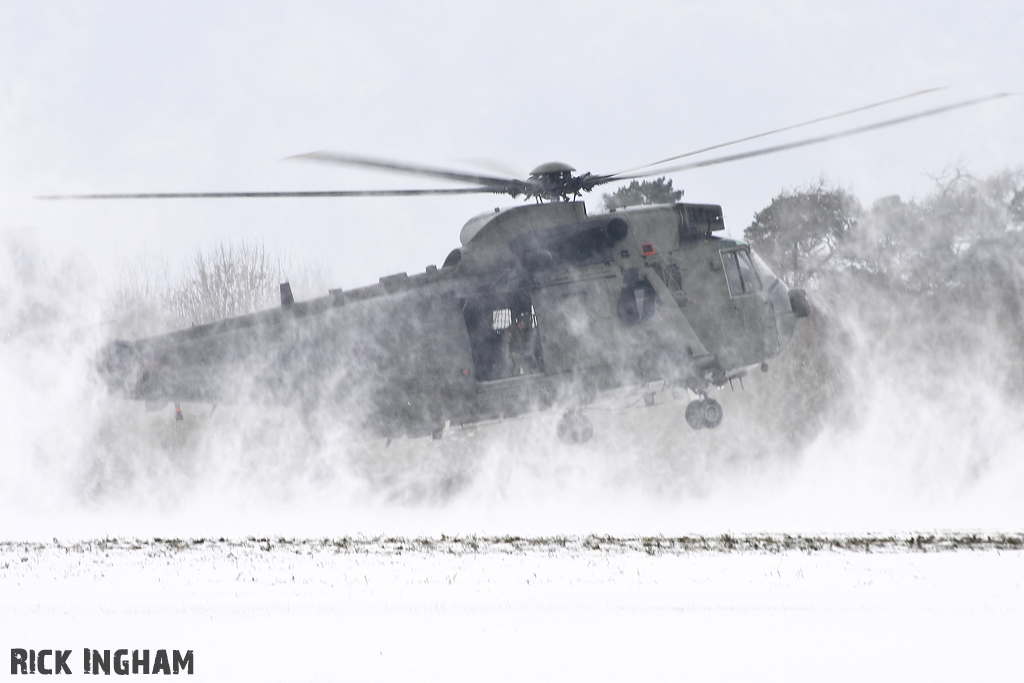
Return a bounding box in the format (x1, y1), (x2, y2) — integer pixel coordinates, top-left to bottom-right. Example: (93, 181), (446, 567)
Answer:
(557, 410), (594, 444)
(685, 399), (724, 429)
(685, 400), (705, 429)
(701, 398), (723, 429)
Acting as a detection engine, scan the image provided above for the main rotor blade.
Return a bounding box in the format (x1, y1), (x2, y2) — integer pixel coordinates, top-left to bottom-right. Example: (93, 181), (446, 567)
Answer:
(288, 151), (535, 193)
(453, 157), (528, 179)
(609, 93), (1012, 181)
(37, 188), (501, 200)
(611, 87), (947, 176)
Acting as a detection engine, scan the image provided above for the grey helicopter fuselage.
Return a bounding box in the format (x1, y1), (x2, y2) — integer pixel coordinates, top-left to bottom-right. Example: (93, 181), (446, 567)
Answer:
(98, 201), (808, 439)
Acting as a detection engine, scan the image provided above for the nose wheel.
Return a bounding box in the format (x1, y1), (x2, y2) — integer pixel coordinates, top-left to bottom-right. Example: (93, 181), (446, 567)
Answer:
(557, 409), (594, 444)
(685, 398), (723, 430)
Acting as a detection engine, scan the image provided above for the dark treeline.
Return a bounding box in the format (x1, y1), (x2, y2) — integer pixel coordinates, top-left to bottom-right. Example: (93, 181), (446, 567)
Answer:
(743, 168), (1024, 449)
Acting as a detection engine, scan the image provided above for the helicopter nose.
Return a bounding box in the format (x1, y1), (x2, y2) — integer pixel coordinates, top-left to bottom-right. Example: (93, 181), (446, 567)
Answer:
(789, 289), (811, 319)
(748, 247), (806, 349)
(769, 278), (796, 348)
(772, 281), (812, 351)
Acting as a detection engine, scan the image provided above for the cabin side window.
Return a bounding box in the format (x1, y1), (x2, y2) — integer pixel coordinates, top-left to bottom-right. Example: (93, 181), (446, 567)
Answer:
(720, 248), (763, 297)
(463, 292), (544, 381)
(650, 263), (686, 305)
(616, 278), (660, 326)
(663, 263), (684, 294)
(633, 280), (659, 321)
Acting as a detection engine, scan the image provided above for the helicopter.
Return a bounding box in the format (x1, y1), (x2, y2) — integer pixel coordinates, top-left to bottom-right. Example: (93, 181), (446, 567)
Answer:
(43, 90), (1008, 443)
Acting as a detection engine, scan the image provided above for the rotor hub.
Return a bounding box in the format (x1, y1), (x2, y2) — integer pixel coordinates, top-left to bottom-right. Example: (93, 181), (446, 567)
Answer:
(528, 161), (576, 177)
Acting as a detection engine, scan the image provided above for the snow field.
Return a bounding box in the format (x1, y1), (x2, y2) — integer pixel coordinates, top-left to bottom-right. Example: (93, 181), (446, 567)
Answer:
(2, 537), (1022, 681)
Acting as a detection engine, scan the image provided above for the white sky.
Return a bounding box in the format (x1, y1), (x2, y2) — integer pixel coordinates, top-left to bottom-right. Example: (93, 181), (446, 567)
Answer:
(2, 0), (1021, 292)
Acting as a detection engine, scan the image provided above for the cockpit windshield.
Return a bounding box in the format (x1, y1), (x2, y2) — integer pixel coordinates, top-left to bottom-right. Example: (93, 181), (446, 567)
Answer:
(721, 247), (763, 296)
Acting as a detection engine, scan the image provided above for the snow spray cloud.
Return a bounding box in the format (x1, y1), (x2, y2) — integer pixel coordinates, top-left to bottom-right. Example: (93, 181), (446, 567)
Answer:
(2, 171), (1024, 540)
(0, 235), (109, 528)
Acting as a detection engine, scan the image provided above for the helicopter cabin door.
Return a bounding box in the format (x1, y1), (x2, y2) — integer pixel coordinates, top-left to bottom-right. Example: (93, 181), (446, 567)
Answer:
(462, 290), (544, 382)
(531, 275), (620, 377)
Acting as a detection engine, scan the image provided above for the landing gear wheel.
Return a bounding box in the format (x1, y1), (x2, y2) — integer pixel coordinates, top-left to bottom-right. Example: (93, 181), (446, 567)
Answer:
(685, 400), (705, 430)
(685, 398), (724, 430)
(701, 398), (723, 429)
(557, 410), (594, 445)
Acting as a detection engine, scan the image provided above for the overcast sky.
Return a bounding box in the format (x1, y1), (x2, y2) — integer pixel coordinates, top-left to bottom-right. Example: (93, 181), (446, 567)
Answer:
(2, 1), (1021, 293)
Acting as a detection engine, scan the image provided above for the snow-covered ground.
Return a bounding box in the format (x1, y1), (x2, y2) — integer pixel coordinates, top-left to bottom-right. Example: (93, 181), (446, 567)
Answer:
(3, 535), (1021, 682)
(3, 239), (1024, 682)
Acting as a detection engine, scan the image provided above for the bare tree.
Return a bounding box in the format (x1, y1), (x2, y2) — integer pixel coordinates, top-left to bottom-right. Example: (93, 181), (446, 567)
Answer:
(165, 243), (283, 327)
(108, 242), (325, 336)
(106, 254), (174, 338)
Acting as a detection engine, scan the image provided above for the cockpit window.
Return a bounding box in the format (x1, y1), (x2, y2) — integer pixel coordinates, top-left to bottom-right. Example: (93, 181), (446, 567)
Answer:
(721, 248), (763, 297)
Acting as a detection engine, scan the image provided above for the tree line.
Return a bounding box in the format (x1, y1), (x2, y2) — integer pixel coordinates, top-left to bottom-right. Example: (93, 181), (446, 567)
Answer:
(603, 170), (1024, 449)
(743, 168), (1024, 447)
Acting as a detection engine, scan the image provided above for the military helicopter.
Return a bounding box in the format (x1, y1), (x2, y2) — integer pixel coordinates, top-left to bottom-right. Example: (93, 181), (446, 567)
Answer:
(43, 90), (1007, 443)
